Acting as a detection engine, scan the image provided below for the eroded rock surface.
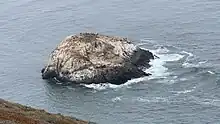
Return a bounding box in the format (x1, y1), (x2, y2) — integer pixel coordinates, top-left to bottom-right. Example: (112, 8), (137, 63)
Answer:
(41, 33), (154, 85)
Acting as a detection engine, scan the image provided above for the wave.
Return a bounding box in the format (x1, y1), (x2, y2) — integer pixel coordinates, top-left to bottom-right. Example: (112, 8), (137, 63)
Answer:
(171, 87), (196, 94)
(150, 46), (170, 54)
(182, 60), (207, 68)
(134, 96), (169, 103)
(207, 71), (215, 74)
(139, 39), (157, 44)
(82, 76), (148, 90)
(82, 46), (185, 90)
(145, 47), (184, 80)
(190, 96), (220, 107)
(111, 96), (122, 102)
(180, 50), (211, 69)
(181, 51), (193, 58)
(180, 51), (212, 71)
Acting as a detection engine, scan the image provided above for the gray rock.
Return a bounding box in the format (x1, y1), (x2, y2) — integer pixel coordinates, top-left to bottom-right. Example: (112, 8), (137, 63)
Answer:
(41, 33), (154, 85)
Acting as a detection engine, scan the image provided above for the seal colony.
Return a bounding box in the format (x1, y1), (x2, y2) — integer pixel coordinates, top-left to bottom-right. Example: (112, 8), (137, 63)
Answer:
(41, 33), (154, 85)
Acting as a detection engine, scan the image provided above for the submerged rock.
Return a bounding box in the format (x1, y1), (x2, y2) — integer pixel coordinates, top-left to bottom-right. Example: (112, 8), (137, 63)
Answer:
(41, 33), (154, 85)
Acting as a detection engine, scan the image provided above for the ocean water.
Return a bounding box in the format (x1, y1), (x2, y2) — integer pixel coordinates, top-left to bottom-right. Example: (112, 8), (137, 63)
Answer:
(1, 0), (220, 123)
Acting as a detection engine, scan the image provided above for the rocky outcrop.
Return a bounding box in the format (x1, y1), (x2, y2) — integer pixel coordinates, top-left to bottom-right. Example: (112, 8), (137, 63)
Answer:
(0, 99), (92, 124)
(41, 33), (154, 85)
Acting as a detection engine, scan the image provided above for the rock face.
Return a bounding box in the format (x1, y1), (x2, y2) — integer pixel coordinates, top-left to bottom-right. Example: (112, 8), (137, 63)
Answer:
(41, 33), (154, 85)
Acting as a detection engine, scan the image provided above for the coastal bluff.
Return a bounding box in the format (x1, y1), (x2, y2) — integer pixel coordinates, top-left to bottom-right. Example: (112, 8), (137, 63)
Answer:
(41, 33), (154, 84)
(0, 99), (92, 124)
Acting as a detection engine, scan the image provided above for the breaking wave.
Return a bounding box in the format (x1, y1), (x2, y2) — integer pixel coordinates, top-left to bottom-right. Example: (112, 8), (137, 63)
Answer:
(82, 44), (185, 90)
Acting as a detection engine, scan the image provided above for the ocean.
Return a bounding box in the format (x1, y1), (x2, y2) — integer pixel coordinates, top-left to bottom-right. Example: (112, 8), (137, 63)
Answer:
(1, 0), (220, 123)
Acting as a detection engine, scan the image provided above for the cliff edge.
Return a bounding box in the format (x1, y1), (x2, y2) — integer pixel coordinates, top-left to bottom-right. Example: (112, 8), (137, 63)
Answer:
(0, 99), (91, 124)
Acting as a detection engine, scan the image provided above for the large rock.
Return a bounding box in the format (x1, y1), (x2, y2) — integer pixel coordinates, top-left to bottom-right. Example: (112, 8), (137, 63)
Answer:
(41, 33), (154, 85)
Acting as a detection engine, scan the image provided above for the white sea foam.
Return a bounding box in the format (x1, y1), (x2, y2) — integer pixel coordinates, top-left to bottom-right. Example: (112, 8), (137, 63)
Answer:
(207, 71), (215, 74)
(182, 61), (207, 68)
(198, 61), (207, 64)
(82, 76), (147, 90)
(135, 97), (169, 103)
(182, 62), (197, 68)
(112, 96), (122, 102)
(172, 89), (194, 94)
(83, 46), (185, 90)
(146, 48), (184, 80)
(181, 51), (210, 69)
(172, 87), (196, 94)
(181, 51), (193, 57)
(140, 39), (157, 44)
(83, 83), (119, 90)
(150, 47), (169, 54)
(181, 51), (195, 68)
(179, 78), (188, 81)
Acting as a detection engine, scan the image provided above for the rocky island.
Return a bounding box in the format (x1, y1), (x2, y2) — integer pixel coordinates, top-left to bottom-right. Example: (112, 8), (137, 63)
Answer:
(0, 99), (91, 124)
(41, 33), (154, 85)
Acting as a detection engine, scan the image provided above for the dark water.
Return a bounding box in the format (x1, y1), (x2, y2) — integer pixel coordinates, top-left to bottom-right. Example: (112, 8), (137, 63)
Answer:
(1, 0), (220, 123)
